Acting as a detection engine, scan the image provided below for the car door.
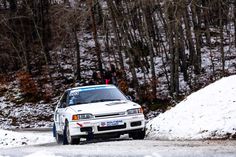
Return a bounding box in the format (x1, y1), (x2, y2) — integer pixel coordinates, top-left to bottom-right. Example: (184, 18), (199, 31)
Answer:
(54, 101), (61, 132)
(55, 91), (68, 133)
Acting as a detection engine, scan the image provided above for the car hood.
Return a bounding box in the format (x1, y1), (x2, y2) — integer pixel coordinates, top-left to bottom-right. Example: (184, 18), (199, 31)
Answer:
(68, 100), (140, 115)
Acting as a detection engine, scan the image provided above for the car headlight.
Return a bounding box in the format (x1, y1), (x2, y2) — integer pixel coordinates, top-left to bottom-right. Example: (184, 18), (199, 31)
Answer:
(72, 114), (95, 120)
(127, 108), (143, 115)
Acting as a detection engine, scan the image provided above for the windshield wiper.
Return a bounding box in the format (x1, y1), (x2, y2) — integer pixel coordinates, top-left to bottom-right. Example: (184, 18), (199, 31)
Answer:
(90, 99), (121, 103)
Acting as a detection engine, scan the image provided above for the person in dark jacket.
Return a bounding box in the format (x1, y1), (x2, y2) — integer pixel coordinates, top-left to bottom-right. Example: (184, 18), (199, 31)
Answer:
(103, 64), (118, 85)
(90, 71), (103, 85)
(104, 68), (112, 84)
(110, 64), (118, 85)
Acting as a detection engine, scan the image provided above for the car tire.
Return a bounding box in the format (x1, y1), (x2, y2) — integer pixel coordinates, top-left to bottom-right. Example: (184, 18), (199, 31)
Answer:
(56, 133), (63, 144)
(53, 123), (63, 144)
(63, 121), (80, 145)
(62, 123), (69, 145)
(129, 130), (145, 140)
(52, 123), (56, 137)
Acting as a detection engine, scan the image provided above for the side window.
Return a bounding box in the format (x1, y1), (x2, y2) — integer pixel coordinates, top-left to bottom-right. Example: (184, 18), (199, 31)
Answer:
(59, 92), (68, 108)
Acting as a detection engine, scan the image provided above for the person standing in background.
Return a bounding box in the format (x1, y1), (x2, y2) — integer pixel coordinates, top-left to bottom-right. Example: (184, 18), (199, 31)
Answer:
(104, 64), (118, 85)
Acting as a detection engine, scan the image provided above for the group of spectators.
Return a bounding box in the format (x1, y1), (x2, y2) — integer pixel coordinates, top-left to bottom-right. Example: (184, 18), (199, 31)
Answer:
(75, 64), (133, 100)
(77, 64), (119, 86)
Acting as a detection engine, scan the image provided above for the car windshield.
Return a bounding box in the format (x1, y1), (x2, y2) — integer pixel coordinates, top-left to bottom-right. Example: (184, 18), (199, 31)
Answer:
(68, 86), (127, 106)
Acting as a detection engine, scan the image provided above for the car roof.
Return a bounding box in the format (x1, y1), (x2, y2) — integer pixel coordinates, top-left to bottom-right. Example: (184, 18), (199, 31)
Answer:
(67, 84), (116, 92)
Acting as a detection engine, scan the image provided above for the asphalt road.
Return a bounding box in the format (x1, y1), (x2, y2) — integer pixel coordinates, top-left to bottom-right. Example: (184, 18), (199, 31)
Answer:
(1, 137), (236, 157)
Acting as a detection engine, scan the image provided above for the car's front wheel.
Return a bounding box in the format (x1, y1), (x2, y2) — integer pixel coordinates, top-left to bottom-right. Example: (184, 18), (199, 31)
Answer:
(56, 133), (63, 144)
(129, 130), (145, 140)
(53, 123), (63, 144)
(63, 121), (80, 145)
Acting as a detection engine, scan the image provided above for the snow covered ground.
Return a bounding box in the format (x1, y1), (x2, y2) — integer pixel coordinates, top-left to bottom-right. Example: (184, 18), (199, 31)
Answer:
(1, 139), (236, 157)
(0, 129), (55, 149)
(1, 75), (236, 151)
(0, 96), (54, 129)
(146, 75), (236, 140)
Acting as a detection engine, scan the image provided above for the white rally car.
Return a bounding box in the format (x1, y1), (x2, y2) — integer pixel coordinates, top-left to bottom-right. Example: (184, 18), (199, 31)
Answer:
(53, 84), (146, 144)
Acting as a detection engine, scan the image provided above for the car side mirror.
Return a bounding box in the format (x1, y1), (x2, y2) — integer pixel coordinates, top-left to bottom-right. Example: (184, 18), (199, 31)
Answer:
(126, 95), (133, 101)
(60, 102), (67, 108)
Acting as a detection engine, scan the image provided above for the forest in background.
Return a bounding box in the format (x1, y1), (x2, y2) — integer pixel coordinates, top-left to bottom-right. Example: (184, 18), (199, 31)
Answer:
(0, 0), (236, 107)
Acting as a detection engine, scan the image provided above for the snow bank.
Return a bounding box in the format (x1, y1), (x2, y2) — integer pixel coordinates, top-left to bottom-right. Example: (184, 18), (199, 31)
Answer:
(146, 75), (236, 140)
(0, 129), (55, 149)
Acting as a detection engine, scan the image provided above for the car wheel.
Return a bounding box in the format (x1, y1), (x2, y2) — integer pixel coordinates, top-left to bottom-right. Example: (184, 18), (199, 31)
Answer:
(129, 130), (145, 140)
(53, 123), (63, 144)
(52, 123), (56, 137)
(63, 123), (69, 145)
(63, 121), (80, 145)
(56, 133), (63, 144)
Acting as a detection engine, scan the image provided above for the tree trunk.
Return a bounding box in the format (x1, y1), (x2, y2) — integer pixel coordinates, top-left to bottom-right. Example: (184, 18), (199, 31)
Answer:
(178, 23), (188, 82)
(89, 0), (103, 77)
(41, 0), (52, 65)
(166, 2), (176, 96)
(9, 0), (17, 12)
(142, 1), (157, 100)
(128, 51), (140, 95)
(73, 27), (81, 80)
(106, 0), (125, 72)
(234, 0), (236, 46)
(202, 0), (211, 45)
(21, 19), (32, 73)
(219, 1), (225, 75)
(183, 4), (196, 66)
(191, 3), (202, 75)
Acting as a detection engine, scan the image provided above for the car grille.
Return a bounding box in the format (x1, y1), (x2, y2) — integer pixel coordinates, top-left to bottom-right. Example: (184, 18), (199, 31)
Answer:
(95, 112), (125, 118)
(97, 123), (126, 131)
(80, 127), (93, 132)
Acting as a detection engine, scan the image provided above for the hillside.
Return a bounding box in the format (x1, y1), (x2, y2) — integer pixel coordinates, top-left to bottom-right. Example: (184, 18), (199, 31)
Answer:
(0, 0), (236, 129)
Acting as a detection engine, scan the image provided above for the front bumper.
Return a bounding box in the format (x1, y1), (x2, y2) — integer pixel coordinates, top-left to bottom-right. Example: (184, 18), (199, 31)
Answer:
(68, 114), (145, 137)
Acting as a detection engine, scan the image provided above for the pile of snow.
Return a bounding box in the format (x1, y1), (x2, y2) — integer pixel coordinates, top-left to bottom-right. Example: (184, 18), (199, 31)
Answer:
(146, 75), (236, 140)
(0, 129), (55, 149)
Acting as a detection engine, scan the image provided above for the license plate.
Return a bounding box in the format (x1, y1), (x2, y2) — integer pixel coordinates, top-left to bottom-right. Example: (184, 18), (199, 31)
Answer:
(100, 120), (123, 127)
